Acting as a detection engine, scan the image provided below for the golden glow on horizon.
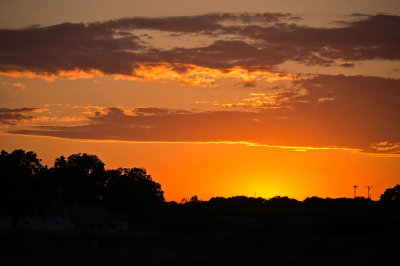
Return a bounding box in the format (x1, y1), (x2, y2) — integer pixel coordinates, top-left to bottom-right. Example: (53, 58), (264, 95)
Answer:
(1, 134), (399, 201)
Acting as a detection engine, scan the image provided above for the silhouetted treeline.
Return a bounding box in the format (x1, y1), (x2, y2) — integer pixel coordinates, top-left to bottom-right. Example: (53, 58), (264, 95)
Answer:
(1, 149), (400, 224)
(0, 149), (164, 223)
(178, 195), (398, 210)
(2, 149), (400, 265)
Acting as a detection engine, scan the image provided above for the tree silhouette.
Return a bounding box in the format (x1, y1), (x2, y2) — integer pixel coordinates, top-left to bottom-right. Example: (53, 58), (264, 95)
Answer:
(0, 149), (44, 222)
(53, 153), (107, 206)
(380, 184), (400, 201)
(267, 196), (299, 208)
(5, 147), (400, 237)
(103, 167), (164, 213)
(190, 195), (199, 202)
(209, 196), (266, 208)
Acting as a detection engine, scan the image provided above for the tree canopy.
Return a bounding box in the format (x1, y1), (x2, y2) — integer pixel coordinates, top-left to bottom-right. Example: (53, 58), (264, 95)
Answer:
(380, 184), (400, 201)
(53, 153), (107, 206)
(0, 149), (165, 220)
(104, 167), (164, 213)
(0, 150), (44, 219)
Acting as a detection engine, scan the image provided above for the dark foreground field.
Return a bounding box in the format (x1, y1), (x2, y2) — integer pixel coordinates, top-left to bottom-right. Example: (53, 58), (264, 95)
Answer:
(2, 231), (400, 266)
(2, 207), (400, 266)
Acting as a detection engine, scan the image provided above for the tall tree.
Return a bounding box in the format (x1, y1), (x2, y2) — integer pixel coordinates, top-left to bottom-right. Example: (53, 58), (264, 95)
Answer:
(104, 167), (164, 213)
(0, 149), (44, 220)
(53, 153), (107, 206)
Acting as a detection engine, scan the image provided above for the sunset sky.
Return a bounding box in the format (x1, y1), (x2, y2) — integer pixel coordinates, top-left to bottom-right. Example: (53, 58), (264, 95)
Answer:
(1, 0), (399, 201)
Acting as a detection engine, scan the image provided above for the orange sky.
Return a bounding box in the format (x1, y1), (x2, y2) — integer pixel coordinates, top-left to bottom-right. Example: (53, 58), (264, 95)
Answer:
(1, 1), (399, 201)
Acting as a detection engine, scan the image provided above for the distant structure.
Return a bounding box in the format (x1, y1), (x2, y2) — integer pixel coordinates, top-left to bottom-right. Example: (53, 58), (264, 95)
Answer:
(366, 186), (373, 200)
(353, 185), (358, 198)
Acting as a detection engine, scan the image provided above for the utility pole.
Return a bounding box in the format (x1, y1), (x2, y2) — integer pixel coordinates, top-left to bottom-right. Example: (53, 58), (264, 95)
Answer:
(353, 185), (358, 198)
(366, 186), (373, 200)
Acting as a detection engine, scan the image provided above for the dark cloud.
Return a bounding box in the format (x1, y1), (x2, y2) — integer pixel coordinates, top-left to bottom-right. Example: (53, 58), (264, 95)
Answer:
(132, 107), (192, 116)
(0, 13), (398, 77)
(0, 107), (37, 125)
(100, 13), (299, 33)
(0, 107), (37, 112)
(229, 14), (400, 66)
(242, 80), (256, 88)
(9, 75), (400, 154)
(0, 22), (144, 76)
(338, 62), (355, 68)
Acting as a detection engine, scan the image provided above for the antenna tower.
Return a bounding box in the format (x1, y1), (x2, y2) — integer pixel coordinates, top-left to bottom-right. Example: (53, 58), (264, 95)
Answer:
(366, 186), (373, 200)
(353, 185), (358, 198)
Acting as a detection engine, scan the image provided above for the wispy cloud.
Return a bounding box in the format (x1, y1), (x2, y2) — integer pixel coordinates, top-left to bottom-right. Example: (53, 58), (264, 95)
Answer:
(368, 141), (400, 154)
(0, 81), (26, 89)
(0, 107), (38, 125)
